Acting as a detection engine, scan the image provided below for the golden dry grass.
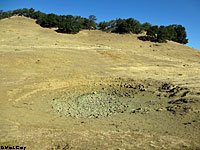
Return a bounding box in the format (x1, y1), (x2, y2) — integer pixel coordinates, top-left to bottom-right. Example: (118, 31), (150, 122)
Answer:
(0, 16), (200, 150)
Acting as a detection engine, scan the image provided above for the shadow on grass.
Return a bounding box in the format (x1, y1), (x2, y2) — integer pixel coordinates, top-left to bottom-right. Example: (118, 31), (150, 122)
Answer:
(138, 36), (167, 43)
(137, 36), (157, 42)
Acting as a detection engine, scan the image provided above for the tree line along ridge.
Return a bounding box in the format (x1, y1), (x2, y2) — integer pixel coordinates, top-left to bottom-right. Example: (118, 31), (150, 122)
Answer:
(0, 8), (188, 44)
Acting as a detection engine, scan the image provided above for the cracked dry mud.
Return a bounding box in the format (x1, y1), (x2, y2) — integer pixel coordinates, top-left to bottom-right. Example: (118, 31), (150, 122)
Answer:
(0, 16), (200, 150)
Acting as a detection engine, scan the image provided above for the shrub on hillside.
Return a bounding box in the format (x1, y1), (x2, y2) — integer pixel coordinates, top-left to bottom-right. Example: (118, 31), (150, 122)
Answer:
(98, 21), (109, 30)
(172, 25), (188, 44)
(36, 13), (61, 28)
(0, 8), (189, 44)
(57, 17), (80, 34)
(114, 18), (143, 34)
(157, 26), (168, 43)
(144, 25), (188, 44)
(88, 15), (97, 30)
(142, 22), (152, 31)
(146, 25), (159, 41)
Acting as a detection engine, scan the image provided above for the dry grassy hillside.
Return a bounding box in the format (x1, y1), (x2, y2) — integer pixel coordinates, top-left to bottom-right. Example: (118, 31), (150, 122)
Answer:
(0, 16), (200, 150)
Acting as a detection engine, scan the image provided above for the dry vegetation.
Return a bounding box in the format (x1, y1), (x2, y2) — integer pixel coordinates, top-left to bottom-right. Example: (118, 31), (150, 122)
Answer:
(0, 16), (200, 150)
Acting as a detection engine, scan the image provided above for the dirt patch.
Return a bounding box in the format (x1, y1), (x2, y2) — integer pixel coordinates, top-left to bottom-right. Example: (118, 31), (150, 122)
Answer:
(52, 92), (129, 118)
(49, 78), (194, 119)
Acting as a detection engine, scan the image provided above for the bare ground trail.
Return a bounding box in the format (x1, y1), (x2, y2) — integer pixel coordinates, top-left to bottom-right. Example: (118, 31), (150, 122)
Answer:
(0, 16), (200, 150)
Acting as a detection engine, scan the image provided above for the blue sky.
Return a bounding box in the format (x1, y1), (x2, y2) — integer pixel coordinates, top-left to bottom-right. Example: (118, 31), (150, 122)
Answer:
(1, 0), (199, 50)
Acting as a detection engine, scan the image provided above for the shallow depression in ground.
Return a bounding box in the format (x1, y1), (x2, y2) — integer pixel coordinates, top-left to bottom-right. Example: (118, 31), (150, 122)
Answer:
(49, 82), (169, 119)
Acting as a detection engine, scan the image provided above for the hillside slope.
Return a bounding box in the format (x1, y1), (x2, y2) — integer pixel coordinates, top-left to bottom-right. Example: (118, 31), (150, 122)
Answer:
(0, 16), (200, 150)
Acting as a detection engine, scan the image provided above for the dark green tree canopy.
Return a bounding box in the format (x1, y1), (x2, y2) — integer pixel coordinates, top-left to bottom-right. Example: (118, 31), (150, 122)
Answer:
(144, 24), (188, 44)
(157, 26), (168, 43)
(57, 17), (80, 34)
(172, 25), (188, 44)
(147, 25), (159, 38)
(166, 25), (177, 41)
(98, 21), (109, 30)
(36, 13), (61, 28)
(0, 8), (189, 44)
(142, 22), (152, 31)
(89, 15), (97, 22)
(88, 15), (97, 30)
(115, 18), (143, 34)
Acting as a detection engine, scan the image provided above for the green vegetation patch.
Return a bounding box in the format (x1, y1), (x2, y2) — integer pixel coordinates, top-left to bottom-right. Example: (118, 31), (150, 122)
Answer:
(0, 8), (188, 43)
